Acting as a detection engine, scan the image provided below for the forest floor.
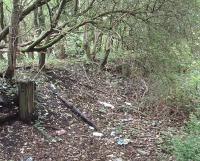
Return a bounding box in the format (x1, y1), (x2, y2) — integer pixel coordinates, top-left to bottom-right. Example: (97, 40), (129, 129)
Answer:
(0, 62), (186, 161)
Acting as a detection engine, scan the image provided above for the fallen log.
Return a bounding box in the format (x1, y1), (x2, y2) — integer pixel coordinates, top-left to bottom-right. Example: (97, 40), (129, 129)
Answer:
(58, 95), (98, 130)
(48, 84), (98, 130)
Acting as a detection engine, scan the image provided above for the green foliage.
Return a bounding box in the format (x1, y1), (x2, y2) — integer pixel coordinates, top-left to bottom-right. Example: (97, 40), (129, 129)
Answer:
(66, 33), (83, 57)
(157, 66), (200, 110)
(46, 55), (66, 67)
(172, 135), (200, 161)
(171, 114), (200, 161)
(0, 59), (7, 72)
(19, 55), (38, 66)
(130, 38), (200, 109)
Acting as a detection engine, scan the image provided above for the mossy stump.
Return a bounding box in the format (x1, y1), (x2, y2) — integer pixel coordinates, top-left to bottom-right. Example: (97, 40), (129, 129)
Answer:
(18, 80), (35, 123)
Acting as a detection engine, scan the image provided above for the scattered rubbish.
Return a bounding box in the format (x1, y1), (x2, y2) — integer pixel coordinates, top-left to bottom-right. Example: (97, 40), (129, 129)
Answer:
(20, 156), (33, 161)
(26, 157), (33, 161)
(137, 149), (149, 156)
(113, 157), (123, 161)
(89, 126), (95, 130)
(51, 138), (58, 143)
(107, 154), (116, 158)
(125, 102), (132, 106)
(121, 118), (134, 122)
(107, 155), (123, 161)
(55, 129), (66, 136)
(98, 101), (115, 109)
(50, 84), (56, 90)
(110, 131), (116, 136)
(20, 147), (25, 154)
(152, 120), (158, 127)
(98, 107), (107, 113)
(93, 132), (104, 137)
(117, 138), (131, 145)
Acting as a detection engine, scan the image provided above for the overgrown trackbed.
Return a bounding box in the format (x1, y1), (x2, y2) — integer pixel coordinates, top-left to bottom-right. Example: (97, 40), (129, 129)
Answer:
(0, 64), (183, 161)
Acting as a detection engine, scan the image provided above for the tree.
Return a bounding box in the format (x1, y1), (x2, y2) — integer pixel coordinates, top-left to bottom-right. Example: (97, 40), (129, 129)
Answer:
(0, 0), (4, 31)
(5, 0), (20, 79)
(0, 0), (198, 78)
(0, 0), (4, 59)
(38, 6), (46, 70)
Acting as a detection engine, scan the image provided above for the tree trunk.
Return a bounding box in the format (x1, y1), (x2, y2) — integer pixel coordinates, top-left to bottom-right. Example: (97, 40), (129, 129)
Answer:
(18, 80), (35, 123)
(0, 0), (4, 60)
(39, 51), (46, 69)
(100, 35), (113, 70)
(38, 7), (46, 70)
(74, 0), (79, 15)
(0, 0), (4, 31)
(91, 28), (103, 61)
(83, 24), (91, 60)
(5, 0), (20, 79)
(28, 52), (34, 59)
(58, 42), (66, 59)
(34, 8), (39, 32)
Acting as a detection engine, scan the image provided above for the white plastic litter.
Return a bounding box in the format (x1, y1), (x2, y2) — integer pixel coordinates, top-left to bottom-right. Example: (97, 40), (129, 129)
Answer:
(98, 101), (115, 109)
(93, 132), (104, 137)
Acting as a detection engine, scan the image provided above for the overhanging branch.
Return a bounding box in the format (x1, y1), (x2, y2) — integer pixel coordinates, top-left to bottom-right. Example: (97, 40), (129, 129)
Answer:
(21, 6), (159, 52)
(0, 0), (51, 41)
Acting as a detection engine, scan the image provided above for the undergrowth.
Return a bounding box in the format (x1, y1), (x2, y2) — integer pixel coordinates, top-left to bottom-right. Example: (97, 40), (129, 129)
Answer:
(107, 41), (200, 160)
(170, 114), (200, 161)
(0, 59), (7, 73)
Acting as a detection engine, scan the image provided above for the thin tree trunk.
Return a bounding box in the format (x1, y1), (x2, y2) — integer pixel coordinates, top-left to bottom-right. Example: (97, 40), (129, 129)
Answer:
(0, 0), (4, 59)
(34, 7), (46, 69)
(28, 52), (34, 59)
(38, 6), (46, 70)
(31, 7), (39, 60)
(100, 35), (113, 70)
(58, 42), (66, 59)
(74, 0), (79, 15)
(83, 24), (91, 60)
(91, 28), (102, 61)
(5, 0), (20, 79)
(0, 0), (4, 31)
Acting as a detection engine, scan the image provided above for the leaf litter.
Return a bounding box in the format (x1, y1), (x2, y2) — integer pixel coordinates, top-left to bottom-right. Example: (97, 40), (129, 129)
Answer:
(0, 64), (185, 160)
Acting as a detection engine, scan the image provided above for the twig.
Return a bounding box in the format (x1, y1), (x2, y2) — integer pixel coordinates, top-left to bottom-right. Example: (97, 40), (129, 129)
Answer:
(32, 64), (46, 80)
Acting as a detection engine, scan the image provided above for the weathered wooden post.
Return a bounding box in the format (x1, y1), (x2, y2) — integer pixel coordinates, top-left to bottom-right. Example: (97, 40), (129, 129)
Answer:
(18, 80), (35, 122)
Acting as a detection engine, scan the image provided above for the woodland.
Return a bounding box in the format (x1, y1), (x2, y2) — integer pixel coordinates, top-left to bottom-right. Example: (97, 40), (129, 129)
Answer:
(0, 0), (200, 160)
